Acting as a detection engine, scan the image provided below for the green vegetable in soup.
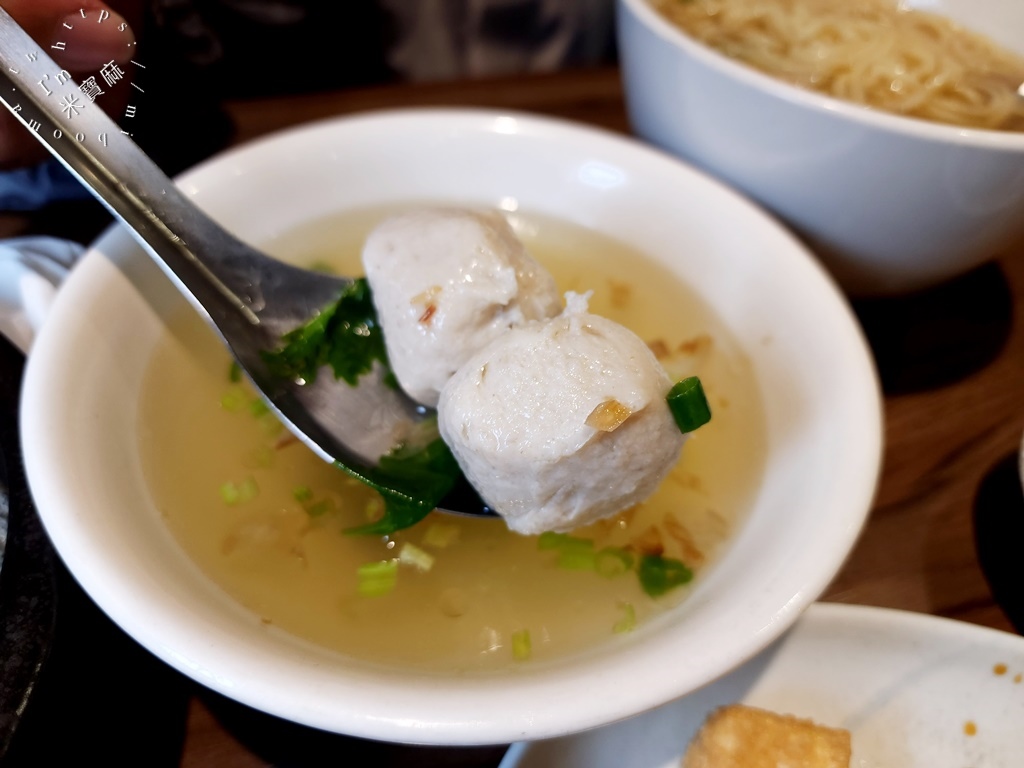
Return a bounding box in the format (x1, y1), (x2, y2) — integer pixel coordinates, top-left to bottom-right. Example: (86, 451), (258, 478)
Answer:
(667, 376), (712, 433)
(537, 532), (693, 598)
(261, 279), (713, 540)
(637, 554), (694, 597)
(262, 280), (462, 535)
(340, 434), (461, 536)
(262, 277), (392, 387)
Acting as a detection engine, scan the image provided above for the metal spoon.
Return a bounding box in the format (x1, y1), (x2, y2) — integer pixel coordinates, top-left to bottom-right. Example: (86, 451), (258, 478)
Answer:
(0, 8), (488, 517)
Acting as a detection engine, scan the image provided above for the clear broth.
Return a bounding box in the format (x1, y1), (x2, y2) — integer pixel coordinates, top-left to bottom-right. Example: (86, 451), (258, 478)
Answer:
(137, 208), (766, 672)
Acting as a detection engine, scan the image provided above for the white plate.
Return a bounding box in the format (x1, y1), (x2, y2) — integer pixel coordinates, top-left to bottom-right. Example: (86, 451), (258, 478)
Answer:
(501, 602), (1024, 767)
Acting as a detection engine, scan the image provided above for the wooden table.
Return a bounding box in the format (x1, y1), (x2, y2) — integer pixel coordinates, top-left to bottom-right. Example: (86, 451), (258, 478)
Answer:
(4, 67), (1023, 767)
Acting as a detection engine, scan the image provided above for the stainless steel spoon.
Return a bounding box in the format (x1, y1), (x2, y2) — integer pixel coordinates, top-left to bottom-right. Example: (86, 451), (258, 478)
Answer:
(0, 8), (488, 517)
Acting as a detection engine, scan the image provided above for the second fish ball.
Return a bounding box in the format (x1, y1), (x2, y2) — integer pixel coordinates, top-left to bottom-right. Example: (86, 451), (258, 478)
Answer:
(438, 293), (685, 535)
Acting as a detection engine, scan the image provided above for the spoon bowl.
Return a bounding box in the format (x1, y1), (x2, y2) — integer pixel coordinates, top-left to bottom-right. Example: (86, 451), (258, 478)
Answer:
(0, 8), (487, 517)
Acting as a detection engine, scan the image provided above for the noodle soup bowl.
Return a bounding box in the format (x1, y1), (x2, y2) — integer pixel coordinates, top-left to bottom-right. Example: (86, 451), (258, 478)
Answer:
(619, 0), (1024, 295)
(21, 110), (881, 743)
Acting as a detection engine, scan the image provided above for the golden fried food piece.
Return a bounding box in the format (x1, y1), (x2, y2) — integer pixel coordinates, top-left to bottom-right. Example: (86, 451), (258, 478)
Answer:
(683, 704), (851, 768)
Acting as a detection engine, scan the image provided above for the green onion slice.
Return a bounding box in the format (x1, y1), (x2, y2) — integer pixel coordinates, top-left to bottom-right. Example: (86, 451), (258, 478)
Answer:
(512, 629), (532, 661)
(666, 376), (712, 433)
(637, 554), (693, 597)
(357, 560), (399, 597)
(595, 547), (635, 578)
(613, 602), (637, 634)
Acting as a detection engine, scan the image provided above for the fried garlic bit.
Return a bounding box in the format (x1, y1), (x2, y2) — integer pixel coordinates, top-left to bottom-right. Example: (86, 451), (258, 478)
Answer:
(585, 399), (633, 432)
(412, 285), (442, 325)
(678, 333), (713, 355)
(647, 338), (671, 360)
(607, 278), (632, 309)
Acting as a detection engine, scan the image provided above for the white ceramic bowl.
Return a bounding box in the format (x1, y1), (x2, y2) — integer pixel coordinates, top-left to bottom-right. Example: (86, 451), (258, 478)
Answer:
(20, 109), (882, 744)
(618, 0), (1024, 295)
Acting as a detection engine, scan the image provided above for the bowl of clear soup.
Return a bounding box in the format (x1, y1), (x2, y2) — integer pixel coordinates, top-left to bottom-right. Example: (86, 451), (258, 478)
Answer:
(20, 109), (882, 743)
(619, 0), (1024, 295)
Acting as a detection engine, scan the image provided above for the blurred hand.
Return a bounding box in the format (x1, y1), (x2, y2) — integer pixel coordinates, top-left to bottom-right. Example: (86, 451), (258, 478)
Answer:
(0, 0), (138, 170)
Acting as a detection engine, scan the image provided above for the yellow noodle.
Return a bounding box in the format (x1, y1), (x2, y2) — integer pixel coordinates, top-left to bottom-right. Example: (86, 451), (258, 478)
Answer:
(651, 0), (1024, 131)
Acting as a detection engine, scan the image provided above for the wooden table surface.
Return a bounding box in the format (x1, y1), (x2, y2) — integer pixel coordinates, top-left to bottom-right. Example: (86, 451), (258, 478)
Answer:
(5, 66), (1024, 767)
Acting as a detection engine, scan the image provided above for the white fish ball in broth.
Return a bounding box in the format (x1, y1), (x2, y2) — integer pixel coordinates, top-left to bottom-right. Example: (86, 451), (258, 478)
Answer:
(362, 208), (562, 407)
(438, 292), (685, 535)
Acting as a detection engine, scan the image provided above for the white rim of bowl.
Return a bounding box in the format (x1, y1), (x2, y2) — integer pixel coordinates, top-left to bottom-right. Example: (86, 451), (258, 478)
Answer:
(20, 107), (884, 744)
(621, 0), (1024, 152)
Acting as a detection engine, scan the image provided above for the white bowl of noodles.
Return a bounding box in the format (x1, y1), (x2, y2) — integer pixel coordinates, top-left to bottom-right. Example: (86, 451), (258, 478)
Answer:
(618, 0), (1024, 295)
(20, 109), (882, 744)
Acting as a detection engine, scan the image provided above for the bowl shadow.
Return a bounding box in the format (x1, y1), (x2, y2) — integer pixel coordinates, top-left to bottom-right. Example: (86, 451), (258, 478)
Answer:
(973, 452), (1024, 635)
(851, 262), (1013, 395)
(197, 689), (511, 768)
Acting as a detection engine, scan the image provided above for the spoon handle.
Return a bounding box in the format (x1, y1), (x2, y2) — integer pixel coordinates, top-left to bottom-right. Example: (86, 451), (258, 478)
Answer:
(0, 8), (278, 343)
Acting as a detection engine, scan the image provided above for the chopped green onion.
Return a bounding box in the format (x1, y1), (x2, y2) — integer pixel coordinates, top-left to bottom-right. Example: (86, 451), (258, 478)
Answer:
(228, 361), (242, 383)
(637, 554), (693, 597)
(249, 398), (270, 417)
(219, 389), (247, 412)
(304, 499), (333, 517)
(595, 547), (635, 578)
(220, 476), (259, 505)
(613, 603), (637, 634)
(511, 629), (532, 661)
(398, 542), (435, 572)
(423, 522), (461, 549)
(292, 485), (313, 503)
(219, 482), (241, 505)
(559, 550), (596, 570)
(308, 260), (337, 275)
(538, 532), (594, 553)
(666, 376), (712, 433)
(537, 532), (599, 570)
(537, 532), (601, 569)
(243, 446), (275, 469)
(357, 560), (398, 597)
(259, 417), (285, 438)
(538, 531), (571, 550)
(238, 476), (259, 502)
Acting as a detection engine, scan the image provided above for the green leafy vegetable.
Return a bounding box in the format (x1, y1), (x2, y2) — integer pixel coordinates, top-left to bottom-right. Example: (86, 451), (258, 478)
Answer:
(666, 376), (712, 433)
(261, 280), (462, 535)
(262, 278), (390, 387)
(340, 436), (461, 536)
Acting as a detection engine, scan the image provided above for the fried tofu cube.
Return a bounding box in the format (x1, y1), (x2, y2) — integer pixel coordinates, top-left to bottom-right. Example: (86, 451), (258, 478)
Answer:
(683, 704), (851, 768)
